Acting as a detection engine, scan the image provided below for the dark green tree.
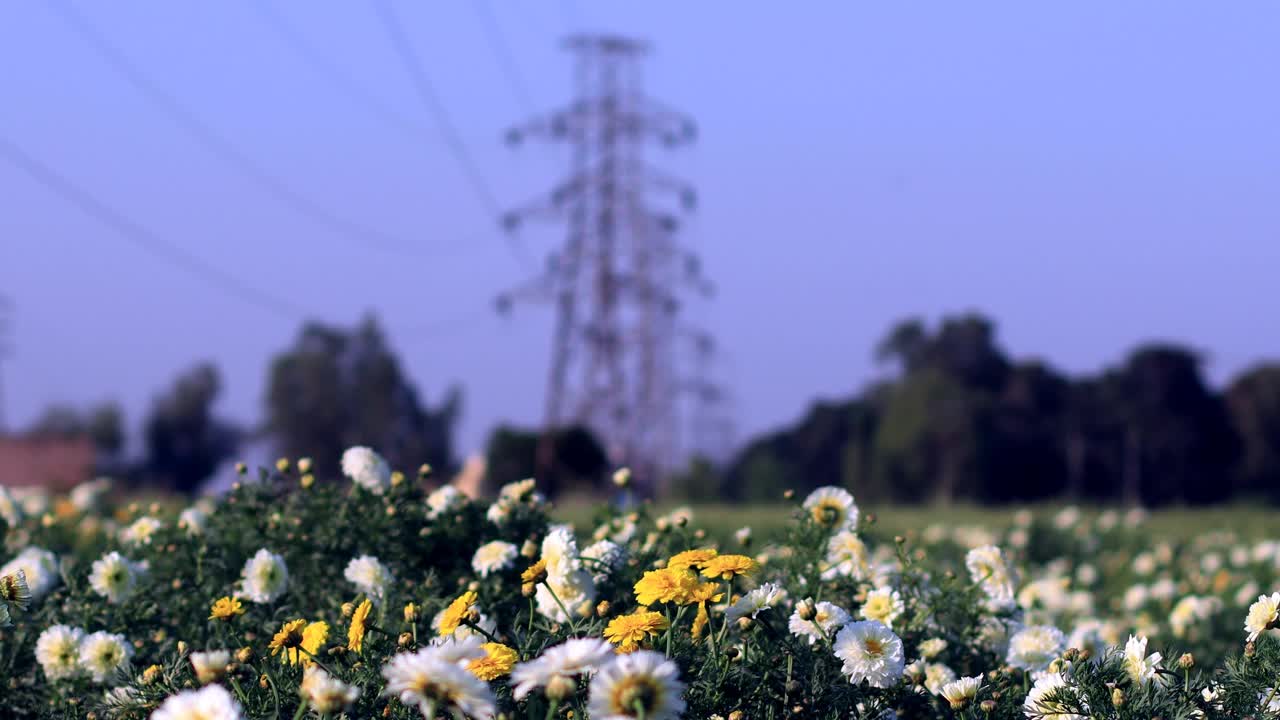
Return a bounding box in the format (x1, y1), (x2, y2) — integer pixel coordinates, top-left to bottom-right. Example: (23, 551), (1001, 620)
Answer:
(484, 424), (608, 498)
(143, 364), (240, 493)
(265, 315), (459, 476)
(1225, 364), (1280, 501)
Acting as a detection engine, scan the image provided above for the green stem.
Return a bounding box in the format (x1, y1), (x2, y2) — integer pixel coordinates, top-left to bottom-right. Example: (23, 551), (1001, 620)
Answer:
(462, 618), (503, 646)
(542, 581), (579, 634)
(290, 699), (308, 720)
(544, 698), (560, 720)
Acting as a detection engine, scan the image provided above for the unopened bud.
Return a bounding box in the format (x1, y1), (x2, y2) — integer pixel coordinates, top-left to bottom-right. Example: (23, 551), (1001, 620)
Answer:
(235, 462), (247, 475)
(275, 457), (290, 473)
(141, 665), (163, 685)
(177, 641), (188, 655)
(259, 674), (269, 689)
(418, 463), (433, 479)
(612, 467), (631, 488)
(596, 600), (611, 617)
(300, 473), (315, 489)
(236, 647), (253, 664)
(979, 700), (996, 713)
(1177, 653), (1194, 670)
(796, 598), (816, 621)
(1112, 688), (1125, 707)
(522, 582), (536, 597)
(521, 540), (539, 558)
(297, 457), (313, 474)
(341, 602), (355, 618)
(404, 603), (418, 622)
(783, 489), (795, 500)
(398, 633), (412, 648)
(391, 471), (405, 487)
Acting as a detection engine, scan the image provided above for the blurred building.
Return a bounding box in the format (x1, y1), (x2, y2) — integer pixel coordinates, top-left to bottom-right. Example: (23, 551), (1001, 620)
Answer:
(0, 435), (96, 491)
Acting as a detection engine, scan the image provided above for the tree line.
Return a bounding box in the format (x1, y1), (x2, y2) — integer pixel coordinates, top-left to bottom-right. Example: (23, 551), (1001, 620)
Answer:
(18, 312), (1280, 505)
(690, 313), (1280, 506)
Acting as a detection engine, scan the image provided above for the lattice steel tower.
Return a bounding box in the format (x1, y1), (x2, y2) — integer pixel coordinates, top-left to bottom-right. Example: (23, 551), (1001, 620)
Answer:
(499, 35), (708, 491)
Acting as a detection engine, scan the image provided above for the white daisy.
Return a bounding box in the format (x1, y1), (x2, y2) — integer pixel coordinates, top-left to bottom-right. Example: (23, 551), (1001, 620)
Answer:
(535, 569), (597, 623)
(69, 477), (112, 513)
(177, 506), (209, 535)
(923, 663), (957, 694)
(966, 545), (1016, 608)
(833, 620), (905, 688)
(344, 555), (394, 603)
(1023, 672), (1087, 720)
(381, 646), (497, 719)
(1245, 592), (1280, 642)
(860, 587), (905, 628)
(587, 650), (686, 720)
(822, 531), (872, 581)
(301, 666), (361, 714)
(152, 684), (244, 720)
(510, 637), (614, 700)
(78, 631), (133, 683)
(88, 552), (145, 604)
(1122, 635), (1163, 687)
(788, 601), (851, 645)
(189, 649), (231, 685)
(425, 485), (466, 519)
(1006, 625), (1065, 673)
(918, 638), (947, 660)
(472, 541), (518, 578)
(424, 634), (487, 666)
(341, 446), (391, 495)
(119, 516), (163, 547)
(802, 486), (859, 531)
(725, 582), (788, 625)
(35, 624), (84, 680)
(939, 675), (982, 709)
(239, 549), (289, 604)
(1, 547), (60, 601)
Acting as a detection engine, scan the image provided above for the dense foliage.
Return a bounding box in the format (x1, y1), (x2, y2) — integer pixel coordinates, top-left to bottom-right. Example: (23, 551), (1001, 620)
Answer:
(3, 449), (1280, 719)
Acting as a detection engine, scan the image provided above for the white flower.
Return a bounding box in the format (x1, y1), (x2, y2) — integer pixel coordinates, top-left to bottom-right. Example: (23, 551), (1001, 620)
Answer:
(789, 601), (851, 644)
(35, 624), (84, 680)
(535, 569), (597, 623)
(341, 446), (391, 494)
(541, 526), (582, 578)
(487, 501), (514, 525)
(177, 507), (208, 535)
(581, 540), (625, 571)
(69, 477), (112, 513)
(301, 665), (361, 714)
(587, 650), (686, 720)
(381, 645), (497, 719)
(966, 545), (1016, 607)
(1170, 595), (1220, 638)
(499, 478), (538, 502)
(472, 541), (518, 578)
(102, 686), (143, 714)
(725, 582), (788, 624)
(1, 547), (60, 601)
(1007, 625), (1065, 672)
(803, 486), (859, 531)
(344, 555), (394, 603)
(425, 485), (465, 519)
(861, 587), (905, 628)
(1123, 635), (1163, 687)
(152, 684), (244, 720)
(939, 675), (983, 709)
(88, 552), (145, 604)
(822, 531), (872, 581)
(0, 485), (24, 526)
(120, 516), (162, 546)
(833, 620), (905, 688)
(1023, 672), (1086, 720)
(238, 549), (289, 603)
(1260, 688), (1280, 714)
(78, 631), (132, 683)
(918, 638), (948, 660)
(924, 663), (957, 694)
(1066, 620), (1106, 658)
(511, 637), (614, 700)
(190, 650), (231, 684)
(1245, 592), (1280, 641)
(425, 634), (488, 665)
(734, 526), (752, 546)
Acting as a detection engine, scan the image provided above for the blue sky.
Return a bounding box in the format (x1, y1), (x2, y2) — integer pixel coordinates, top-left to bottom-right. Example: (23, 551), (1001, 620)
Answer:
(3, 1), (1279, 457)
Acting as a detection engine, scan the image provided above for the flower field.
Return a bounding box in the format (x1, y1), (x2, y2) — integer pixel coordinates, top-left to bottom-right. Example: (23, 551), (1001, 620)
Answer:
(2, 449), (1280, 719)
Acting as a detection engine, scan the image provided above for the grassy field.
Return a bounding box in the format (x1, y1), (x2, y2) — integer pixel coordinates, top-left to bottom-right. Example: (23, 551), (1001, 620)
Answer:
(553, 500), (1280, 543)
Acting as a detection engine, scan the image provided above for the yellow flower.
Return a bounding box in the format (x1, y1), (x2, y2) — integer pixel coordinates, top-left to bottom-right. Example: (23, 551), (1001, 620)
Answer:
(209, 596), (245, 622)
(692, 602), (711, 639)
(403, 603), (419, 623)
(633, 568), (698, 606)
(270, 619), (329, 666)
(467, 642), (518, 681)
(667, 548), (718, 571)
(521, 558), (548, 584)
(438, 590), (478, 636)
(603, 610), (670, 653)
(700, 555), (759, 580)
(348, 599), (372, 653)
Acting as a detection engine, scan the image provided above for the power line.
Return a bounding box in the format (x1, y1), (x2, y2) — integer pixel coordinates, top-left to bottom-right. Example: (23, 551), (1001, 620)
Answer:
(253, 0), (426, 140)
(473, 0), (538, 114)
(371, 1), (533, 270)
(0, 135), (310, 321)
(47, 0), (426, 256)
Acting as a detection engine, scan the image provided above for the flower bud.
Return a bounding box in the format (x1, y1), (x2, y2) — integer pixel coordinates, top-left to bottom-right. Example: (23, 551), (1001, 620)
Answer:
(783, 489), (795, 500)
(418, 463), (433, 479)
(391, 471), (405, 487)
(612, 467), (631, 488)
(398, 633), (412, 648)
(796, 598), (816, 621)
(177, 641), (189, 655)
(341, 602), (355, 618)
(236, 647), (253, 664)
(596, 600), (611, 617)
(235, 462), (247, 475)
(300, 473), (315, 489)
(1111, 688), (1125, 707)
(275, 457), (291, 473)
(979, 700), (996, 713)
(521, 540), (539, 558)
(1178, 653), (1194, 670)
(141, 665), (163, 685)
(404, 603), (418, 622)
(297, 457), (313, 474)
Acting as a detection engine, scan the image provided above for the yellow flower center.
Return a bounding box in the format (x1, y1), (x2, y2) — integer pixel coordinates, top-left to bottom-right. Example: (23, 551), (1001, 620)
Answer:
(863, 637), (884, 656)
(612, 676), (663, 715)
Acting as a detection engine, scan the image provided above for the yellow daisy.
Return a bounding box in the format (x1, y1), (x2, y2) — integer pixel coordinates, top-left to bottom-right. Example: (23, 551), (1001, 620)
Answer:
(467, 642), (518, 681)
(270, 619), (329, 666)
(633, 568), (697, 606)
(603, 610), (670, 653)
(438, 590), (478, 636)
(700, 555), (759, 580)
(667, 548), (718, 571)
(209, 596), (245, 622)
(348, 599), (372, 652)
(521, 558), (548, 584)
